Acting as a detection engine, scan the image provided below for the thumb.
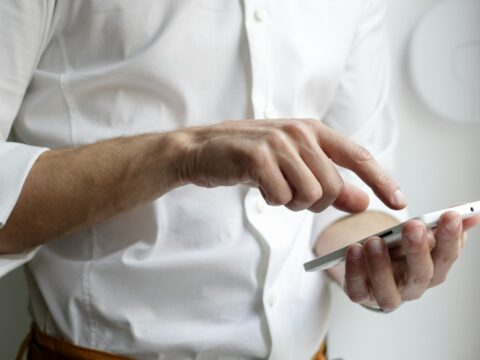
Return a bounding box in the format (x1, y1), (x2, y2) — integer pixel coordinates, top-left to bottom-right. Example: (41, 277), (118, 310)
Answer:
(333, 182), (370, 213)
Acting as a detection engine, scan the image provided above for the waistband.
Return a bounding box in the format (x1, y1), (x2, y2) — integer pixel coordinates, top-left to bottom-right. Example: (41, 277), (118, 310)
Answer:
(17, 323), (133, 360)
(17, 323), (327, 360)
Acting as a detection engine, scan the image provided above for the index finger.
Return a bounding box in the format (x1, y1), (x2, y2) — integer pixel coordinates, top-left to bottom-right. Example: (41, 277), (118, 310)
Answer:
(315, 122), (407, 210)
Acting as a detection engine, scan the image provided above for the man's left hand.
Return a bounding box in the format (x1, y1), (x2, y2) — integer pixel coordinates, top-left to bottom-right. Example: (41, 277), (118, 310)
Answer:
(343, 211), (480, 311)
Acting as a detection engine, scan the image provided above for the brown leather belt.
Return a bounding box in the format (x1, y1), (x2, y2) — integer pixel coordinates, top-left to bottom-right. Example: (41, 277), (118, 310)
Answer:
(312, 341), (328, 360)
(18, 323), (327, 360)
(17, 324), (133, 360)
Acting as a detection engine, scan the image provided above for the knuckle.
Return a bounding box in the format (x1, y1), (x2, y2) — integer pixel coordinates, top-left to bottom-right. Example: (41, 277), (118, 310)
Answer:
(375, 172), (392, 188)
(302, 118), (317, 125)
(439, 252), (459, 265)
(308, 202), (327, 214)
(266, 129), (289, 148)
(347, 292), (369, 304)
(322, 179), (344, 200)
(378, 298), (401, 311)
(405, 241), (427, 257)
(282, 120), (312, 139)
(366, 246), (387, 264)
(430, 274), (447, 286)
(264, 196), (277, 206)
(280, 121), (298, 134)
(352, 145), (373, 163)
(280, 193), (294, 206)
(402, 292), (421, 301)
(269, 192), (292, 206)
(370, 269), (386, 281)
(250, 143), (271, 167)
(301, 118), (321, 131)
(411, 274), (433, 287)
(345, 272), (365, 282)
(285, 201), (305, 212)
(298, 186), (323, 205)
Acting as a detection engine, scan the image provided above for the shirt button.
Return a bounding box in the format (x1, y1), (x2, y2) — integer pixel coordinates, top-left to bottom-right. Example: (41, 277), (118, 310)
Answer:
(254, 9), (267, 22)
(255, 197), (266, 213)
(268, 290), (277, 307)
(264, 105), (275, 119)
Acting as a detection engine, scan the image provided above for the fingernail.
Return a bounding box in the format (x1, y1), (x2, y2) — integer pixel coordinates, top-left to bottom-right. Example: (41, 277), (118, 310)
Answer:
(349, 245), (362, 259)
(406, 226), (424, 244)
(392, 189), (407, 206)
(446, 215), (461, 232)
(368, 238), (383, 254)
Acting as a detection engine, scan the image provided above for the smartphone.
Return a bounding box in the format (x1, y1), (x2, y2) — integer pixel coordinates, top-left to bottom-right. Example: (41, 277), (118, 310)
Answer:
(304, 201), (480, 272)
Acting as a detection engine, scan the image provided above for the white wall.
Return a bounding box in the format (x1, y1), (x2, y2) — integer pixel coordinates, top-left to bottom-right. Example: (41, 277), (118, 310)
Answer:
(328, 0), (480, 359)
(0, 1), (479, 359)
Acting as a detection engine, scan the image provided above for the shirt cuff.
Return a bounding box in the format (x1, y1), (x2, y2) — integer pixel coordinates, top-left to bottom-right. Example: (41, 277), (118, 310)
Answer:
(0, 247), (41, 278)
(0, 142), (48, 277)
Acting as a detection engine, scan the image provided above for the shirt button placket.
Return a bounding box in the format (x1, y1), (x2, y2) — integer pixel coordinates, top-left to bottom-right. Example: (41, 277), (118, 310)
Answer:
(264, 104), (275, 119)
(255, 197), (266, 213)
(254, 8), (267, 23)
(268, 289), (277, 308)
(244, 2), (279, 358)
(253, 7), (274, 120)
(244, 0), (272, 121)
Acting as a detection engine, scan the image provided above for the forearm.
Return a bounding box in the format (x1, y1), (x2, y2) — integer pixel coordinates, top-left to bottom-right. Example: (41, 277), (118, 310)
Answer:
(0, 132), (186, 254)
(315, 211), (400, 285)
(0, 116), (406, 255)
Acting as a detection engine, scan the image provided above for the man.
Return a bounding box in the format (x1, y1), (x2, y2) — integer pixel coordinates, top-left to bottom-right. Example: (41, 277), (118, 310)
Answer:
(1, 1), (477, 359)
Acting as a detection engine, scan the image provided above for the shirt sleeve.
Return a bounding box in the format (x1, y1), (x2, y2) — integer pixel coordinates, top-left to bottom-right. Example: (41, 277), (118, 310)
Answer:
(0, 0), (55, 277)
(311, 0), (408, 246)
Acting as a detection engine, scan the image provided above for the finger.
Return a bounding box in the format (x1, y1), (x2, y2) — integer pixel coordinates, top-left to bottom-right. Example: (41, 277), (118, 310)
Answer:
(344, 245), (370, 303)
(277, 150), (323, 211)
(257, 161), (293, 206)
(390, 228), (436, 261)
(399, 221), (434, 300)
(300, 146), (344, 213)
(461, 232), (468, 248)
(364, 237), (402, 311)
(430, 211), (462, 286)
(298, 133), (370, 213)
(314, 122), (406, 210)
(333, 182), (370, 213)
(462, 214), (480, 232)
(426, 229), (436, 250)
(387, 243), (405, 262)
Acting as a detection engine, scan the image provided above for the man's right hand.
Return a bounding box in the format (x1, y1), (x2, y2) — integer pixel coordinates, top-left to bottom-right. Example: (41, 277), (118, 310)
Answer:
(178, 119), (407, 214)
(0, 118), (406, 254)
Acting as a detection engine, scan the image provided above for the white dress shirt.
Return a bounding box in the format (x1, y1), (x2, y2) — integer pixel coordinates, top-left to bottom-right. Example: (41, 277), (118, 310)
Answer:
(0, 0), (403, 359)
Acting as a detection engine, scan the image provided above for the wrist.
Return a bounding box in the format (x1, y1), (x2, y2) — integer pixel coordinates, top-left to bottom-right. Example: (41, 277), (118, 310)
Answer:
(152, 130), (195, 190)
(169, 125), (214, 187)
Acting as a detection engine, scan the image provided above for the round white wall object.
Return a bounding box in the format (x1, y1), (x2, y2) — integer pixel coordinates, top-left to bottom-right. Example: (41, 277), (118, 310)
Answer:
(410, 0), (480, 122)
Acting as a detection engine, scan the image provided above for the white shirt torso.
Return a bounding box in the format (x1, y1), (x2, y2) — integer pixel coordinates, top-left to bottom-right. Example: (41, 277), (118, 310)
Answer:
(0, 0), (398, 359)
